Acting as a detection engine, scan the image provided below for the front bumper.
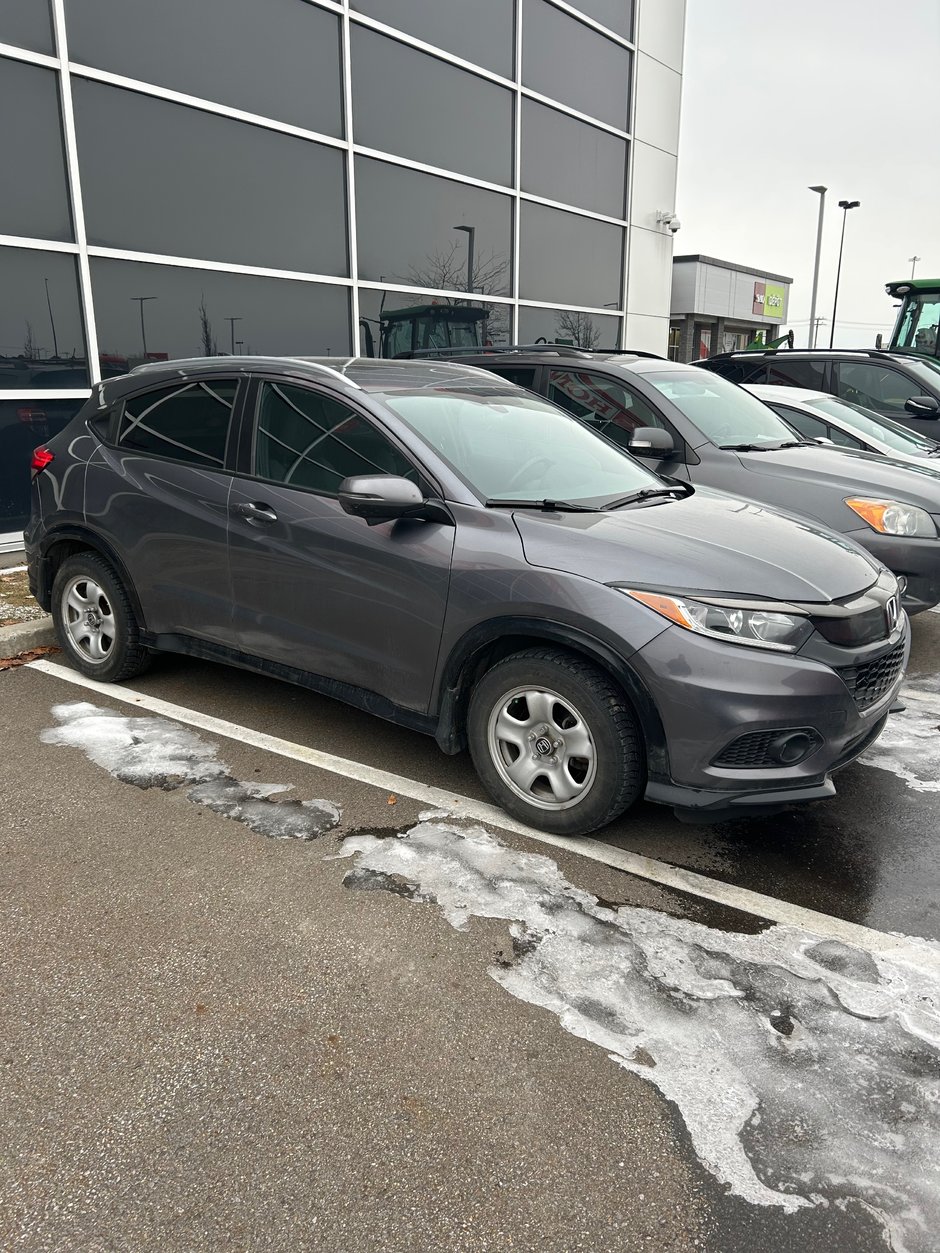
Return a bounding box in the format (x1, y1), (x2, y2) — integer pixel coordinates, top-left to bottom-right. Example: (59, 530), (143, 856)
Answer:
(630, 621), (909, 822)
(844, 527), (940, 614)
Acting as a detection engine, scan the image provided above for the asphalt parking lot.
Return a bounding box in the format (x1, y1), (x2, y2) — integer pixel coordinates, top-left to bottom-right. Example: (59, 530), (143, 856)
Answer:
(1, 613), (938, 1251)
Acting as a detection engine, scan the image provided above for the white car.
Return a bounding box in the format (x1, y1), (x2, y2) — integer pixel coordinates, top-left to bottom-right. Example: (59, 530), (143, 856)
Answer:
(745, 383), (940, 466)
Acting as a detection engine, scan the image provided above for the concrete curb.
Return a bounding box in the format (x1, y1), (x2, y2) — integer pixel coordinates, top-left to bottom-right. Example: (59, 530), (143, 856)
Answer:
(0, 616), (57, 659)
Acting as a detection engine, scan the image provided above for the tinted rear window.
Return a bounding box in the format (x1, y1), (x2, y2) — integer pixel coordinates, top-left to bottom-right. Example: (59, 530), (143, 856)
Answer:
(118, 380), (237, 467)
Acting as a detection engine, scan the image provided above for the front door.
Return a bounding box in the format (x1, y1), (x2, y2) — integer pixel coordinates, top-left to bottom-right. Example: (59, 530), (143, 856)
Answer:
(546, 367), (689, 480)
(226, 378), (455, 714)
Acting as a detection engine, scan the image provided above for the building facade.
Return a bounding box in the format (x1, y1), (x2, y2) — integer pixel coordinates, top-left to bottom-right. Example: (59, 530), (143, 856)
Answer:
(0, 0), (685, 543)
(669, 255), (792, 363)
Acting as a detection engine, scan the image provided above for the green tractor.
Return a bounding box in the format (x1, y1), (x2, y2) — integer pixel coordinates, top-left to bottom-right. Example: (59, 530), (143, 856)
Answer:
(885, 278), (940, 362)
(359, 303), (491, 357)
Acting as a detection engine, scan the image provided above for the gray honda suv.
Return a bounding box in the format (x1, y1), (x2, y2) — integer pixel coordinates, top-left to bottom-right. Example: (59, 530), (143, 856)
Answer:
(26, 357), (908, 835)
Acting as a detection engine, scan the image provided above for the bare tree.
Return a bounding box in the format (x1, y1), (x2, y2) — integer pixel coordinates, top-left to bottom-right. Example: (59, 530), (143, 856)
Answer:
(23, 320), (37, 360)
(400, 244), (511, 344)
(555, 311), (601, 350)
(198, 295), (218, 356)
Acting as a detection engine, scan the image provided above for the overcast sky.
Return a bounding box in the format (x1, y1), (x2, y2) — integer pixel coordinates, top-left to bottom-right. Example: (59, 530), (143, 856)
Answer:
(675, 0), (940, 347)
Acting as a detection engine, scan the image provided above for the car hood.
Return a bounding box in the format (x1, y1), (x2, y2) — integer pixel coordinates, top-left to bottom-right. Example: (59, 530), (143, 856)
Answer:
(735, 445), (940, 508)
(514, 490), (881, 603)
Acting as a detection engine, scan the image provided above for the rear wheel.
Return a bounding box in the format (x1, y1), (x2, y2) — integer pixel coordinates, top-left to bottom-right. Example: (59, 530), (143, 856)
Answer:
(52, 552), (151, 682)
(467, 648), (645, 836)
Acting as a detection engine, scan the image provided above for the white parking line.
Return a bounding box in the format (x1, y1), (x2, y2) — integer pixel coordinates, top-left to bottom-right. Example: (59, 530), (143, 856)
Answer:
(0, 564), (28, 575)
(26, 657), (940, 977)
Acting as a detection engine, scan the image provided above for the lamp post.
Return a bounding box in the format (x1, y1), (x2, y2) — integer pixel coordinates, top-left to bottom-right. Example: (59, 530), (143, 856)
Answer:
(807, 186), (826, 349)
(130, 296), (157, 357)
(908, 255), (921, 279)
(226, 316), (243, 355)
(453, 224), (475, 296)
(829, 199), (860, 349)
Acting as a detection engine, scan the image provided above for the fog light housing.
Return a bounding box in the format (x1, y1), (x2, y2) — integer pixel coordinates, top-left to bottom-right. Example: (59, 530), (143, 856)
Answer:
(713, 727), (822, 769)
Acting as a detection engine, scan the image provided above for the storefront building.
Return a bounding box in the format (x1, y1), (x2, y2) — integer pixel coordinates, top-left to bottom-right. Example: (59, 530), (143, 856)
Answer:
(668, 255), (792, 362)
(0, 0), (686, 544)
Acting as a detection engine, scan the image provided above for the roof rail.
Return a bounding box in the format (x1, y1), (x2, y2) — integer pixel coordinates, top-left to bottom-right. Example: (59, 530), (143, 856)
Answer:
(404, 343), (665, 360)
(127, 354), (361, 388)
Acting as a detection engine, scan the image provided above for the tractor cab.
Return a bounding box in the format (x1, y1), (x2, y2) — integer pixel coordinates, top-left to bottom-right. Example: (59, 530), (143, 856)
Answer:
(887, 279), (940, 362)
(360, 303), (490, 357)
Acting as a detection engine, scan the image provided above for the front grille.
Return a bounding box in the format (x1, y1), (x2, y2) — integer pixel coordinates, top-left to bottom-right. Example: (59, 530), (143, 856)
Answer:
(713, 728), (820, 769)
(836, 639), (906, 711)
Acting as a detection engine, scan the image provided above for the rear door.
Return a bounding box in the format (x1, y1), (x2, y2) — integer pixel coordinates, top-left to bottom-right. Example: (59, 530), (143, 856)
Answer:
(226, 376), (455, 714)
(86, 376), (242, 644)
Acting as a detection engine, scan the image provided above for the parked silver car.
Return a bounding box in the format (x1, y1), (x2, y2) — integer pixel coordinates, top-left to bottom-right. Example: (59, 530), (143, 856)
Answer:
(26, 357), (909, 835)
(745, 383), (940, 465)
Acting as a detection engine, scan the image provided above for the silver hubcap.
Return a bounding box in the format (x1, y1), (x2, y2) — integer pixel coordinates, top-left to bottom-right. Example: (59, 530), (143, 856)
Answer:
(487, 685), (597, 811)
(61, 576), (116, 664)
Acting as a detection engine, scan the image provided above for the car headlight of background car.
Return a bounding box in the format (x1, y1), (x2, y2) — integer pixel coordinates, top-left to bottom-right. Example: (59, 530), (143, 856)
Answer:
(845, 498), (937, 537)
(623, 590), (813, 652)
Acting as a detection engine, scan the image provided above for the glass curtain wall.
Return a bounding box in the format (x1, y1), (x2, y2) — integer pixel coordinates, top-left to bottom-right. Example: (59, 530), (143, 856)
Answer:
(0, 0), (634, 537)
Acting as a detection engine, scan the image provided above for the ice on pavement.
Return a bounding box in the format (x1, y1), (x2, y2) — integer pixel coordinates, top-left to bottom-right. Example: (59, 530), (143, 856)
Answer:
(42, 702), (341, 840)
(341, 821), (940, 1253)
(860, 681), (940, 793)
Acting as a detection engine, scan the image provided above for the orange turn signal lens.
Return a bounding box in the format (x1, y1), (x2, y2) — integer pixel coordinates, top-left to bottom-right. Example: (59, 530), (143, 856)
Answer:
(844, 498), (890, 531)
(625, 590), (691, 628)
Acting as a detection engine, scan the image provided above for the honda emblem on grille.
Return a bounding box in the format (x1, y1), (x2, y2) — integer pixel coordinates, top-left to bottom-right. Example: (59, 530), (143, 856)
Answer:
(885, 594), (899, 632)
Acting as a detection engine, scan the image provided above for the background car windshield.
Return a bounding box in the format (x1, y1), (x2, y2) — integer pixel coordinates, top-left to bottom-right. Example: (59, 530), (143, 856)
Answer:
(645, 371), (796, 446)
(383, 391), (664, 502)
(808, 397), (939, 454)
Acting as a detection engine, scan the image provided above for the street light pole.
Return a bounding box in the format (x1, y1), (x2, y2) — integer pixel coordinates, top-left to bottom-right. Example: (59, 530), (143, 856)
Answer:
(226, 317), (243, 355)
(130, 296), (157, 357)
(453, 224), (475, 297)
(829, 199), (860, 349)
(807, 186), (826, 349)
(908, 255), (921, 279)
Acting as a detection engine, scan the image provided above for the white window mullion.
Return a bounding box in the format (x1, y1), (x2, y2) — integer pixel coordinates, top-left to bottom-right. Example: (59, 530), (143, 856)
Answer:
(50, 0), (100, 385)
(341, 2), (361, 355)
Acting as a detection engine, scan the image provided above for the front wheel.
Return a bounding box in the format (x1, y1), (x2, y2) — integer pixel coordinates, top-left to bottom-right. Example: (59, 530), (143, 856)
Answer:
(467, 648), (645, 836)
(52, 552), (151, 682)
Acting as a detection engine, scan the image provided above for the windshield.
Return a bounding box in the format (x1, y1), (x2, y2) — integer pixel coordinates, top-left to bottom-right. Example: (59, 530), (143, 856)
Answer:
(808, 396), (939, 454)
(644, 371), (797, 446)
(893, 292), (940, 359)
(382, 390), (664, 503)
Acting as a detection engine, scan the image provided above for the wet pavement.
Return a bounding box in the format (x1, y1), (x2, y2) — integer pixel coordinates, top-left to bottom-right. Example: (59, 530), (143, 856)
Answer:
(1, 611), (938, 1251)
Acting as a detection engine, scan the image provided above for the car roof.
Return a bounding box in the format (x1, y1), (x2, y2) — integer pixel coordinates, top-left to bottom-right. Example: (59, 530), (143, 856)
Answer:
(707, 348), (913, 364)
(444, 350), (688, 378)
(103, 354), (514, 401)
(745, 384), (831, 403)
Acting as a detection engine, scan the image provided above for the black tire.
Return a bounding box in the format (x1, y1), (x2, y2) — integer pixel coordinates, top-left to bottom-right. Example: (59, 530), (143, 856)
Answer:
(467, 647), (645, 836)
(51, 552), (151, 682)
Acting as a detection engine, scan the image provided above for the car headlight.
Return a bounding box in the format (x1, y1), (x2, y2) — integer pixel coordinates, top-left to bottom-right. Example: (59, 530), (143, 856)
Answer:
(845, 498), (937, 537)
(624, 590), (813, 652)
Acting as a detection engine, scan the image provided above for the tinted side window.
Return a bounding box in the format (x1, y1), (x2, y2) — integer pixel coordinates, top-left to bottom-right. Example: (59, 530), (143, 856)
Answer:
(254, 383), (417, 495)
(491, 367), (538, 390)
(836, 363), (918, 415)
(773, 406), (826, 440)
(118, 380), (237, 467)
(706, 360), (765, 384)
(765, 358), (826, 389)
(548, 369), (666, 450)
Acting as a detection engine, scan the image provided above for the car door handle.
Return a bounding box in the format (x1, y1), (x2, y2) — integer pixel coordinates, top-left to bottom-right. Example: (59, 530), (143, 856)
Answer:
(232, 501), (278, 525)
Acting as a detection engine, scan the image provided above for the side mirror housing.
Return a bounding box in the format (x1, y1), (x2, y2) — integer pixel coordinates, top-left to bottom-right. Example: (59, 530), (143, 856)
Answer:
(904, 395), (940, 418)
(338, 475), (450, 526)
(630, 426), (675, 456)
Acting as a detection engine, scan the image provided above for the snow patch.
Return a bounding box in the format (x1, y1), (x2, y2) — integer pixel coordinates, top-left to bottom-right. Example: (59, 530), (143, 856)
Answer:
(341, 821), (940, 1252)
(42, 703), (341, 839)
(860, 683), (940, 793)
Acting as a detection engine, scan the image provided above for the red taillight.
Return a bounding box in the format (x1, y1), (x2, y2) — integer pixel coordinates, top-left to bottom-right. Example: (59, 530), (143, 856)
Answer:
(31, 446), (55, 477)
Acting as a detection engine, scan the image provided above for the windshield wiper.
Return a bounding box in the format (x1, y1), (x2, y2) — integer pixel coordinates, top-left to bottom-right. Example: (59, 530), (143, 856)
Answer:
(603, 486), (688, 509)
(485, 498), (599, 512)
(719, 440), (805, 451)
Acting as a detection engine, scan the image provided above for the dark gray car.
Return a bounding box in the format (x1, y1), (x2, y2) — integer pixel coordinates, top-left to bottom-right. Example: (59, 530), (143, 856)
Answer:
(26, 357), (909, 835)
(438, 350), (940, 614)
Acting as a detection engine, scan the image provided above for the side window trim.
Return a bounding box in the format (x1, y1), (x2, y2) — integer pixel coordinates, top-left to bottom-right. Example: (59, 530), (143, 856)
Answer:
(245, 376), (434, 499)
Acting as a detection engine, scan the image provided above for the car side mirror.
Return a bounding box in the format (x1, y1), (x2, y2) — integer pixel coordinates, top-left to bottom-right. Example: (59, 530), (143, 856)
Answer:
(630, 427), (675, 456)
(904, 395), (940, 418)
(339, 475), (450, 526)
